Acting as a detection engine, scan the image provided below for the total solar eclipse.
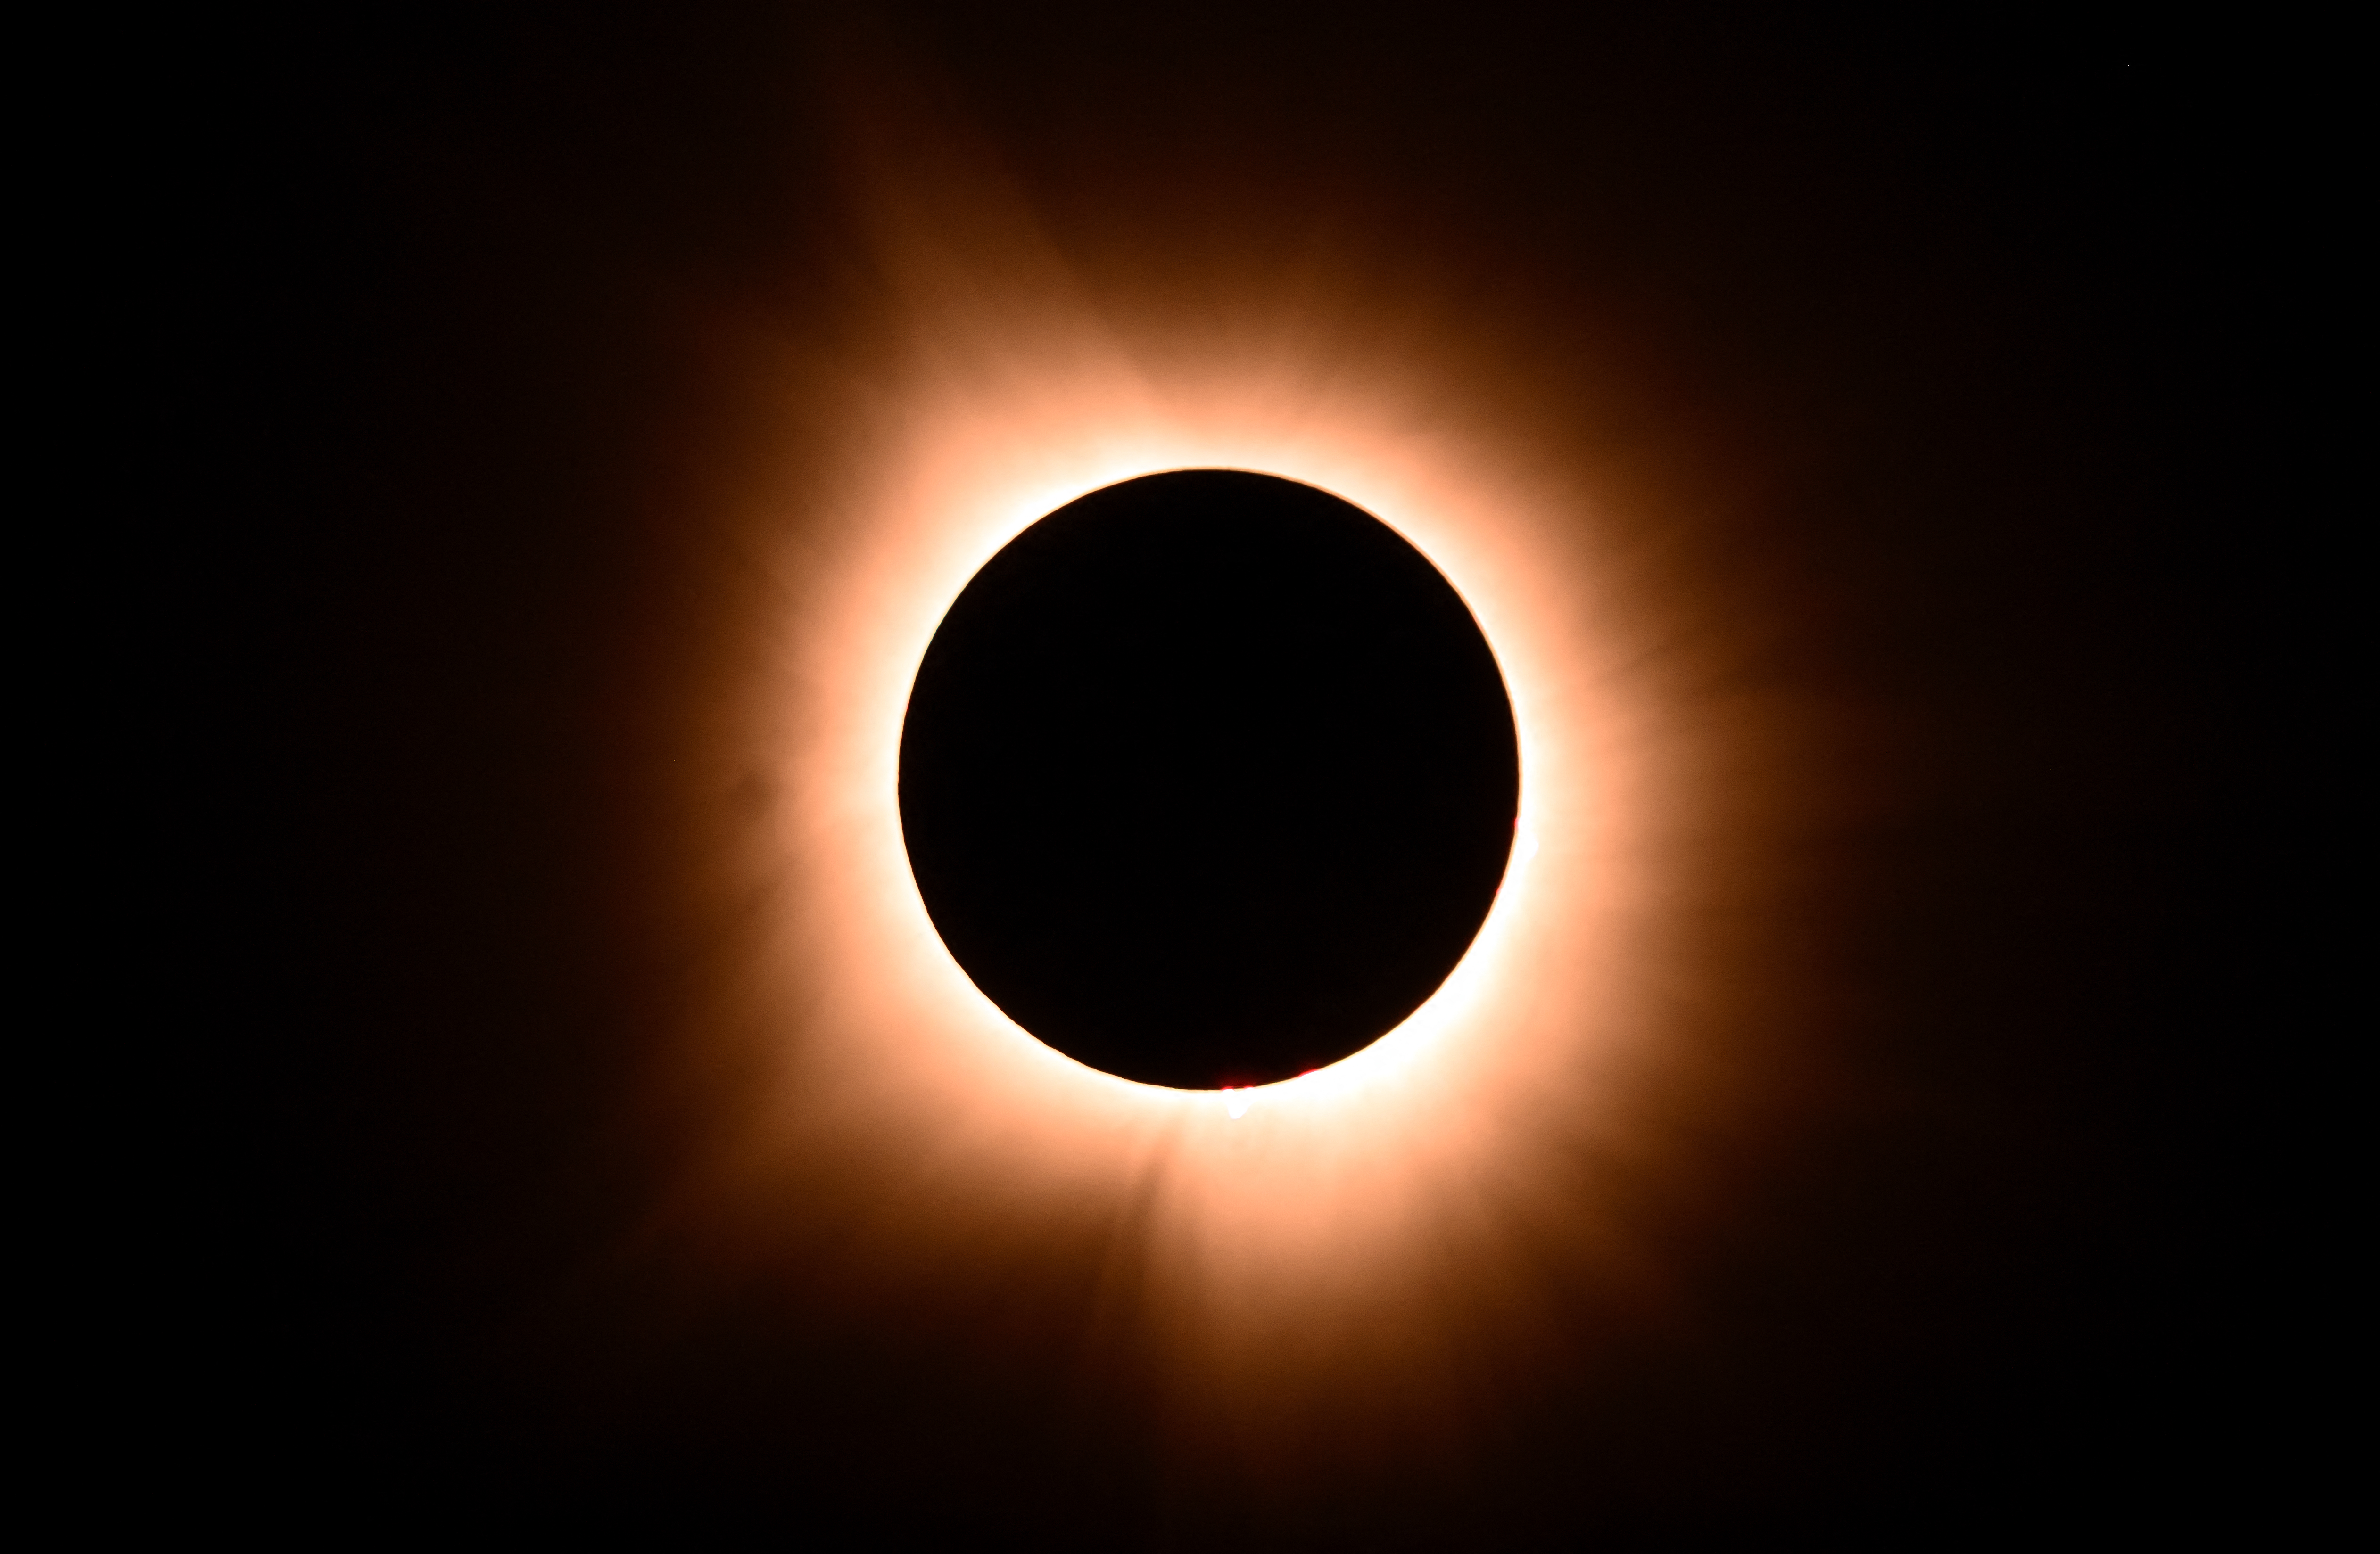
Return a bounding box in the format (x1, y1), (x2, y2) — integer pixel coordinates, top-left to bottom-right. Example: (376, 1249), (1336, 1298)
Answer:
(898, 469), (1520, 1090)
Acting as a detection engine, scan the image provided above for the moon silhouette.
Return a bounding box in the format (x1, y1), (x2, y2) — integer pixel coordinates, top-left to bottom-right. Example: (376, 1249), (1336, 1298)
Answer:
(900, 469), (1519, 1089)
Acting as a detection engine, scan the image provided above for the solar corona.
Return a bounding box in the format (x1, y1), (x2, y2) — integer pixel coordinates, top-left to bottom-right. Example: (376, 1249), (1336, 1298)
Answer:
(703, 239), (1667, 1455)
(262, 11), (2206, 1534)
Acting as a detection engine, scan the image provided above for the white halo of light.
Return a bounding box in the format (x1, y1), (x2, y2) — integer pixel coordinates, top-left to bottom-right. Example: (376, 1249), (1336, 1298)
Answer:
(660, 112), (1724, 1446)
(723, 346), (1661, 1362)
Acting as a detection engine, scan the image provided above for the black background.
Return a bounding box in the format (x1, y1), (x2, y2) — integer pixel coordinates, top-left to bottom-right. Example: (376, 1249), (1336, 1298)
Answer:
(199, 3), (2276, 1539)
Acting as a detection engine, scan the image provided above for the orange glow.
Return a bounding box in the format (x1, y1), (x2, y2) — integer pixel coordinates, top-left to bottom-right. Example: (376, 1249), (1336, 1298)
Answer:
(620, 87), (1803, 1471)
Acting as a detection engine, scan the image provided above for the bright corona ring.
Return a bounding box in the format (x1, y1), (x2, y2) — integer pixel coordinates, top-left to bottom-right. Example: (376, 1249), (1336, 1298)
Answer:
(719, 264), (1663, 1413)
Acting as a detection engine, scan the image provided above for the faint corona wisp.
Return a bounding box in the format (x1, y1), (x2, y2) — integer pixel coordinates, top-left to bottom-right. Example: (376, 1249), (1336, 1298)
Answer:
(656, 90), (1726, 1460)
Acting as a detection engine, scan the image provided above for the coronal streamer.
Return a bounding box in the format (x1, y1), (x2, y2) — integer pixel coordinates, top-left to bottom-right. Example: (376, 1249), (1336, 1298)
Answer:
(259, 8), (2216, 1529)
(615, 65), (1796, 1481)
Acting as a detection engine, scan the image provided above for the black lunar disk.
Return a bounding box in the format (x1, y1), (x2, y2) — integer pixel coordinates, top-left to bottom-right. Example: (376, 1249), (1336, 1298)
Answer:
(899, 470), (1519, 1090)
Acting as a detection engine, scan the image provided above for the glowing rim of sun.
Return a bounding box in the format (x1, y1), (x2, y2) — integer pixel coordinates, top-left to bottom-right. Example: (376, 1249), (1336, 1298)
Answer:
(758, 346), (1625, 1173)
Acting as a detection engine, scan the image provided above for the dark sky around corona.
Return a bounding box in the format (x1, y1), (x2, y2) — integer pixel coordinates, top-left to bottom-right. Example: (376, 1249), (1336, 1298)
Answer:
(208, 5), (2270, 1540)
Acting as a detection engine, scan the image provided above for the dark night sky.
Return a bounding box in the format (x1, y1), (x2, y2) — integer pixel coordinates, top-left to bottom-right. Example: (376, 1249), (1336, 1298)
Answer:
(198, 4), (2277, 1539)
